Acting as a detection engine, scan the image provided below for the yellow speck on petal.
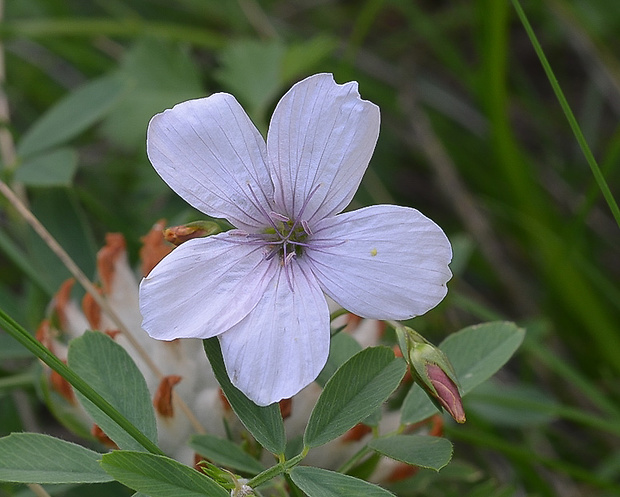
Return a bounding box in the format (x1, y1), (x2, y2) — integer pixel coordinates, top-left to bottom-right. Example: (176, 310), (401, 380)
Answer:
(370, 248), (377, 256)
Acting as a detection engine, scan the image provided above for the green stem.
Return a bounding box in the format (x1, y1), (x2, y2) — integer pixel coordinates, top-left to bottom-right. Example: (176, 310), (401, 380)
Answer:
(337, 445), (372, 474)
(248, 449), (307, 488)
(0, 307), (164, 456)
(511, 0), (620, 228)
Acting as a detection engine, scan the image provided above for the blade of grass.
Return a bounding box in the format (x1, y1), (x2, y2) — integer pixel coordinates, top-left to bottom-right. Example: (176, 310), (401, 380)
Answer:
(445, 424), (620, 492)
(511, 0), (620, 228)
(0, 307), (164, 456)
(575, 123), (620, 229)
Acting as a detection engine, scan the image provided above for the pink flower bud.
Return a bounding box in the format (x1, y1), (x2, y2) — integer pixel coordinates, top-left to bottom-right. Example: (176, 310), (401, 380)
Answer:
(425, 363), (466, 423)
(396, 326), (466, 424)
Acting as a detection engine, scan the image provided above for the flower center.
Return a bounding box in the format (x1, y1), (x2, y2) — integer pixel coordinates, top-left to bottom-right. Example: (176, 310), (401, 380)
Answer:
(264, 214), (312, 265)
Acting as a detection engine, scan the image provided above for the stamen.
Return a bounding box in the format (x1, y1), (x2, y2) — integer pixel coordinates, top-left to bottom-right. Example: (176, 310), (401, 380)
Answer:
(224, 237), (269, 246)
(265, 245), (281, 261)
(288, 183), (322, 235)
(223, 231), (270, 246)
(288, 239), (346, 249)
(301, 219), (313, 236)
(284, 252), (295, 265)
(247, 183), (283, 236)
(270, 211), (289, 223)
(283, 262), (295, 293)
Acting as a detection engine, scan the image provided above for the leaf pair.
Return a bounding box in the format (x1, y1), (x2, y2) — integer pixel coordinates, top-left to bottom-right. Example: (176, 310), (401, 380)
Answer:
(204, 337), (407, 455)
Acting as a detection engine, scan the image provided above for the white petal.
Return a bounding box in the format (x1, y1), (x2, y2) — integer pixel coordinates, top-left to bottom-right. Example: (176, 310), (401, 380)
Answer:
(267, 73), (380, 224)
(305, 205), (452, 320)
(139, 233), (277, 340)
(147, 94), (274, 231)
(218, 260), (330, 406)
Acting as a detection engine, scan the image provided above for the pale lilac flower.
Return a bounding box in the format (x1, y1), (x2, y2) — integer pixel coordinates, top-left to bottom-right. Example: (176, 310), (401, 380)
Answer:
(140, 73), (452, 406)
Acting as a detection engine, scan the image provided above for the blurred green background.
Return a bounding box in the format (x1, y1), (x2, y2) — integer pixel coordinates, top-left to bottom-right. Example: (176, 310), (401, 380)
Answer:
(1, 0), (619, 495)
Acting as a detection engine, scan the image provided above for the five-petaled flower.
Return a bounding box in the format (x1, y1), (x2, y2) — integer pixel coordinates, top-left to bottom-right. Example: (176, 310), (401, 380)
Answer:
(139, 73), (452, 406)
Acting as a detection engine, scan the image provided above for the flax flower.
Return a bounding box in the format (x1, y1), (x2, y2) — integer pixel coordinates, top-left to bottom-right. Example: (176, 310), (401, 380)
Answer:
(140, 73), (452, 406)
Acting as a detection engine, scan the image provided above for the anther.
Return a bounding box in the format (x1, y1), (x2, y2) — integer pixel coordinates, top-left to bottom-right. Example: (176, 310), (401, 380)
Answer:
(270, 211), (289, 223)
(301, 219), (313, 236)
(284, 252), (296, 265)
(247, 183), (283, 235)
(289, 183), (322, 233)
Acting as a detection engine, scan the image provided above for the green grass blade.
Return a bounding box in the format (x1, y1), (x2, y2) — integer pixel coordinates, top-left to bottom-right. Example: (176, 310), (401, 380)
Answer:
(511, 0), (620, 228)
(0, 308), (164, 456)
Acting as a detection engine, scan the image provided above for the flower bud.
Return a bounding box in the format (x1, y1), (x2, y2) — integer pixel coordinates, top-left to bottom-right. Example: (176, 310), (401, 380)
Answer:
(396, 326), (465, 423)
(163, 220), (221, 246)
(424, 363), (465, 423)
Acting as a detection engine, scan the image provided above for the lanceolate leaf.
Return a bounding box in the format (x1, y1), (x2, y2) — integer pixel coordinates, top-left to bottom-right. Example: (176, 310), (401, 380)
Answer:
(369, 435), (453, 471)
(0, 433), (113, 484)
(17, 74), (129, 158)
(289, 466), (395, 497)
(190, 434), (265, 475)
(440, 321), (525, 393)
(402, 321), (525, 424)
(67, 331), (157, 451)
(203, 337), (286, 455)
(100, 451), (228, 497)
(315, 331), (362, 387)
(14, 147), (78, 187)
(304, 346), (406, 448)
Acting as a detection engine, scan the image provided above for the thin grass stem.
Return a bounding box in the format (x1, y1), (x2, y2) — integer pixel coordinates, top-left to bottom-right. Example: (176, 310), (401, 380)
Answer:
(511, 0), (620, 228)
(0, 307), (164, 455)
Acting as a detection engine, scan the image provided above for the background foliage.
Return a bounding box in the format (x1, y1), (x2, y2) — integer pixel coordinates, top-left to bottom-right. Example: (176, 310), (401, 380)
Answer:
(0, 0), (619, 496)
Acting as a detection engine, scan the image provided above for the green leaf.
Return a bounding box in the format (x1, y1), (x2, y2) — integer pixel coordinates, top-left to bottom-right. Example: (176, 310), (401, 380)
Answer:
(27, 188), (98, 291)
(215, 39), (285, 124)
(282, 35), (338, 82)
(400, 384), (436, 425)
(465, 380), (559, 427)
(0, 329), (31, 360)
(14, 147), (78, 187)
(368, 435), (453, 471)
(0, 308), (162, 455)
(67, 331), (157, 451)
(100, 451), (229, 497)
(401, 322), (525, 424)
(289, 466), (395, 497)
(203, 338), (286, 455)
(17, 74), (129, 157)
(190, 434), (265, 475)
(315, 331), (362, 387)
(0, 433), (113, 484)
(441, 322), (525, 393)
(101, 39), (204, 149)
(304, 346), (406, 448)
